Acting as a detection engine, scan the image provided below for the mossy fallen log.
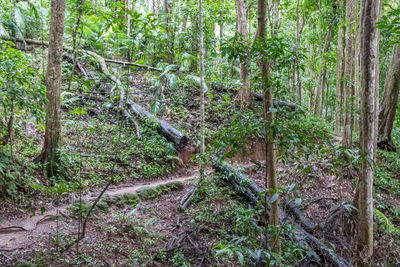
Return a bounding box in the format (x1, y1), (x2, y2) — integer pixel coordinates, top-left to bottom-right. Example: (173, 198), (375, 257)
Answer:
(127, 100), (188, 151)
(212, 160), (350, 267)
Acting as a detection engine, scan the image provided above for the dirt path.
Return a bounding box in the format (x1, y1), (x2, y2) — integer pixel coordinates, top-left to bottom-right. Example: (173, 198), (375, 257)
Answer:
(0, 173), (198, 252)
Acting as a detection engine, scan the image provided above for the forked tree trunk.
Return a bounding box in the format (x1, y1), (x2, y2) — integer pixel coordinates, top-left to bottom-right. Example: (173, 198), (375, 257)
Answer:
(335, 0), (345, 136)
(378, 44), (400, 151)
(236, 0), (251, 110)
(39, 0), (66, 177)
(341, 0), (356, 148)
(358, 0), (381, 260)
(257, 0), (280, 256)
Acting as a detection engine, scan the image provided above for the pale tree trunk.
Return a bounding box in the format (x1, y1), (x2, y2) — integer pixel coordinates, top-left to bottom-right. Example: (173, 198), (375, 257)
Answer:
(295, 0), (304, 104)
(314, 23), (333, 116)
(236, 0), (251, 110)
(257, 0), (280, 256)
(341, 0), (356, 148)
(39, 0), (66, 177)
(164, 0), (173, 62)
(354, 20), (361, 133)
(358, 0), (381, 261)
(335, 0), (345, 136)
(378, 44), (400, 151)
(126, 0), (131, 36)
(199, 0), (205, 182)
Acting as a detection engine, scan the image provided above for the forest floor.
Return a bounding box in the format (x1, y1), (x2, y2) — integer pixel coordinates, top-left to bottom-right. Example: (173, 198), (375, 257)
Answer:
(1, 64), (400, 266)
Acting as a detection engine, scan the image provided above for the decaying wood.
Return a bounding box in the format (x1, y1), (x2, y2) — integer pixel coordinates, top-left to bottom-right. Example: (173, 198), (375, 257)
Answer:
(181, 186), (196, 209)
(104, 58), (161, 71)
(213, 160), (350, 267)
(127, 100), (188, 151)
(253, 93), (296, 111)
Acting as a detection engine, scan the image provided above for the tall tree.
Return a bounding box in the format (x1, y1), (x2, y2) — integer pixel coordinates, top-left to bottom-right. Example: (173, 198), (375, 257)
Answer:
(358, 0), (381, 260)
(236, 0), (251, 109)
(257, 0), (280, 255)
(341, 0), (357, 148)
(199, 0), (205, 182)
(295, 0), (305, 104)
(38, 0), (67, 177)
(378, 44), (400, 151)
(335, 0), (345, 136)
(313, 21), (334, 116)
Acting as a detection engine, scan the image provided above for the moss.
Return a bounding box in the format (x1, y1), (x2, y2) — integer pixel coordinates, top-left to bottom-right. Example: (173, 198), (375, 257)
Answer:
(137, 187), (159, 200)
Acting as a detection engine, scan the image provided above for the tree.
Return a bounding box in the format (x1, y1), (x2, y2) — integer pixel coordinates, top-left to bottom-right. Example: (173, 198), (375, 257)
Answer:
(257, 0), (280, 256)
(341, 0), (357, 148)
(378, 44), (400, 151)
(199, 0), (205, 181)
(38, 0), (67, 177)
(358, 0), (381, 260)
(236, 0), (251, 110)
(335, 0), (345, 136)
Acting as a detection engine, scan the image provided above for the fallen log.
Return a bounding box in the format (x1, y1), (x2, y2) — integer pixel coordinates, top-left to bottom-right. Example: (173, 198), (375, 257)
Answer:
(252, 93), (297, 111)
(212, 160), (350, 267)
(128, 100), (188, 151)
(104, 58), (161, 71)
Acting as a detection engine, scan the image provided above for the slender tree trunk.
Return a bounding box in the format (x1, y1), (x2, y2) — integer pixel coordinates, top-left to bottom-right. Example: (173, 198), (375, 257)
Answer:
(236, 0), (251, 110)
(295, 0), (304, 104)
(39, 0), (67, 177)
(257, 0), (280, 256)
(335, 0), (345, 136)
(314, 23), (333, 115)
(378, 44), (400, 151)
(354, 20), (361, 133)
(358, 0), (381, 261)
(341, 0), (356, 147)
(126, 0), (131, 36)
(199, 0), (205, 182)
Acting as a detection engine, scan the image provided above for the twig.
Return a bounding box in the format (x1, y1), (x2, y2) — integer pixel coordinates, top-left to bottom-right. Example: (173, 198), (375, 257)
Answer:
(60, 179), (113, 253)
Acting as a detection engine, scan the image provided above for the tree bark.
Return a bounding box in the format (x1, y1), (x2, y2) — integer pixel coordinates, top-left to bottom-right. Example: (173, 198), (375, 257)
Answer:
(354, 19), (361, 133)
(341, 0), (356, 148)
(295, 0), (304, 104)
(257, 0), (280, 255)
(335, 0), (345, 136)
(236, 0), (251, 110)
(314, 22), (333, 116)
(39, 0), (66, 177)
(358, 0), (381, 261)
(378, 45), (400, 151)
(199, 0), (206, 181)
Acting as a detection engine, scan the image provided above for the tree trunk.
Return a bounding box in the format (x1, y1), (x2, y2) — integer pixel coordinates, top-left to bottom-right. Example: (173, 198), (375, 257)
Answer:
(358, 0), (381, 261)
(295, 0), (304, 104)
(236, 0), (251, 110)
(354, 20), (361, 133)
(199, 0), (206, 181)
(39, 0), (66, 177)
(257, 0), (280, 256)
(335, 0), (345, 136)
(341, 0), (356, 148)
(378, 44), (400, 151)
(314, 23), (333, 116)
(126, 0), (131, 36)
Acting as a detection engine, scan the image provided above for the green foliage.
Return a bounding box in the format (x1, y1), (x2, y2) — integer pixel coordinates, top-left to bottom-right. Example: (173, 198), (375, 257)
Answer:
(374, 208), (400, 239)
(377, 6), (400, 45)
(0, 42), (45, 134)
(137, 181), (183, 200)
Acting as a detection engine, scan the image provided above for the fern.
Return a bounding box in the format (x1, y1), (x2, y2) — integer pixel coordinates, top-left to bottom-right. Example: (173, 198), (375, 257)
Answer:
(374, 208), (400, 237)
